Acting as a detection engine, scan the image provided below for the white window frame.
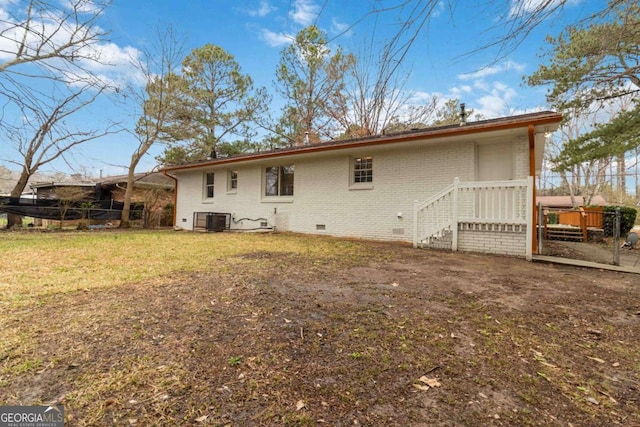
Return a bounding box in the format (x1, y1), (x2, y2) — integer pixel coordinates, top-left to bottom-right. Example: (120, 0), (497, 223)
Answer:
(203, 172), (215, 201)
(263, 165), (294, 200)
(350, 156), (374, 190)
(227, 169), (238, 194)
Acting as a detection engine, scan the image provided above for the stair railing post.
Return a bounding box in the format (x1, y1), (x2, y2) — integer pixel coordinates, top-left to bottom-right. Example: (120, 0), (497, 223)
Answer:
(525, 176), (533, 260)
(412, 200), (419, 248)
(613, 207), (620, 266)
(537, 202), (544, 256)
(452, 177), (459, 252)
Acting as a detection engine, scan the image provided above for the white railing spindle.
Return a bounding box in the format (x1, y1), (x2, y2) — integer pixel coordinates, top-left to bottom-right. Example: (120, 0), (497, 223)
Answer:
(413, 179), (530, 249)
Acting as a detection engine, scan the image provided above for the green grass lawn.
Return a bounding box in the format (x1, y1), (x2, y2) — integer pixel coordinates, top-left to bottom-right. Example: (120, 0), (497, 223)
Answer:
(1, 230), (638, 426)
(0, 230), (370, 307)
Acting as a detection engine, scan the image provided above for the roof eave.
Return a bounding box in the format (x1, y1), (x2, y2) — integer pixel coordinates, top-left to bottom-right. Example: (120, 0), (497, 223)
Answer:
(163, 112), (563, 173)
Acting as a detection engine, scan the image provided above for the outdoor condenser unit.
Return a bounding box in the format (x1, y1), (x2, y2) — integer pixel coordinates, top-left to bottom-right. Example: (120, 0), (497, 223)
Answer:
(206, 213), (227, 232)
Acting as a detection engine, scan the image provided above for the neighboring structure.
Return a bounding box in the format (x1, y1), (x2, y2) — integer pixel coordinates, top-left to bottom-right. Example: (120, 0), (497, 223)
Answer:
(536, 195), (608, 208)
(20, 172), (175, 227)
(164, 111), (563, 259)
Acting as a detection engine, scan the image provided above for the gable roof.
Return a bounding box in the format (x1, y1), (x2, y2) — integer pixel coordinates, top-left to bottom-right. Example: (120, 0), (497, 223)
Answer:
(164, 111), (563, 172)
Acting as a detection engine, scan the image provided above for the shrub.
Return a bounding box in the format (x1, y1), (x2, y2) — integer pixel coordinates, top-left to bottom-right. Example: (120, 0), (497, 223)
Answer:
(602, 206), (637, 237)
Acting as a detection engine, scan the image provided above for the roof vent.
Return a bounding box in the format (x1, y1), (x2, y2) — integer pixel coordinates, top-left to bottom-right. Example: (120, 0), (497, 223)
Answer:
(460, 103), (467, 126)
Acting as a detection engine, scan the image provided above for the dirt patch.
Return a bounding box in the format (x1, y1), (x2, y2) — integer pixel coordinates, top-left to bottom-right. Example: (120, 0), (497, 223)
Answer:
(1, 239), (640, 426)
(543, 239), (640, 270)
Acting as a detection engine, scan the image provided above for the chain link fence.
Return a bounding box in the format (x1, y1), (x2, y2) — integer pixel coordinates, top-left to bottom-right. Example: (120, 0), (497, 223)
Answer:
(537, 204), (640, 270)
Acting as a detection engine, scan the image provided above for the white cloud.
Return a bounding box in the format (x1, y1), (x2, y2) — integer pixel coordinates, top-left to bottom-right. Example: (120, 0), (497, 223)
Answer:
(247, 0), (276, 17)
(431, 1), (446, 18)
(474, 82), (519, 118)
(63, 0), (105, 15)
(260, 29), (294, 47)
(330, 17), (351, 36)
(509, 0), (582, 18)
(407, 90), (437, 104)
(0, 2), (143, 89)
(473, 80), (490, 91)
(450, 85), (472, 97)
(457, 60), (525, 81)
(289, 0), (320, 26)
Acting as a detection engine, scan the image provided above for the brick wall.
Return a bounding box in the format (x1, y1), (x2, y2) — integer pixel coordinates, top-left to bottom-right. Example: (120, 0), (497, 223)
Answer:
(458, 226), (527, 257)
(173, 135), (530, 248)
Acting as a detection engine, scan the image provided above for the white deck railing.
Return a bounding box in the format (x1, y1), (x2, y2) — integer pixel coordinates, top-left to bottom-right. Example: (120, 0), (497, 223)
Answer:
(413, 177), (533, 252)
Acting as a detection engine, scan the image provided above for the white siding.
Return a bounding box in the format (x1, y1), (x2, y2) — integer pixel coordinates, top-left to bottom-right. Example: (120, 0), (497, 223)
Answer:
(173, 136), (528, 244)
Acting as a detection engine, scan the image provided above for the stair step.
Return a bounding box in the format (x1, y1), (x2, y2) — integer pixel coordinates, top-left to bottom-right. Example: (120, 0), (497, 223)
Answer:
(546, 227), (584, 242)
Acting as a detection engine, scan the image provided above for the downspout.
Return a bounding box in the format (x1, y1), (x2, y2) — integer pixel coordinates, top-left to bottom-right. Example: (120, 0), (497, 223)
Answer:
(528, 124), (537, 254)
(162, 170), (178, 227)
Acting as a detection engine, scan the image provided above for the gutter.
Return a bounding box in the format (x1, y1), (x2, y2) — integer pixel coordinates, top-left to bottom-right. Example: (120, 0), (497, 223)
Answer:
(162, 170), (178, 227)
(163, 112), (563, 173)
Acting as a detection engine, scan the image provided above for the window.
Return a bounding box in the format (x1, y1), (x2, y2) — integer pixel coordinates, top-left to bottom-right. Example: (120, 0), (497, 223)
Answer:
(353, 157), (373, 183)
(265, 165), (294, 197)
(204, 172), (214, 198)
(228, 170), (238, 191)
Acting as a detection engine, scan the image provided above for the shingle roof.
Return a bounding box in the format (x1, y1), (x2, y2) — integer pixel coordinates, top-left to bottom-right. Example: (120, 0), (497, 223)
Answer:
(97, 172), (173, 187)
(163, 111), (562, 172)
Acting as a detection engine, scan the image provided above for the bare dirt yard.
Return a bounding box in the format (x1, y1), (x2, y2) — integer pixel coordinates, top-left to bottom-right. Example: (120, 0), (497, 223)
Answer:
(1, 231), (639, 426)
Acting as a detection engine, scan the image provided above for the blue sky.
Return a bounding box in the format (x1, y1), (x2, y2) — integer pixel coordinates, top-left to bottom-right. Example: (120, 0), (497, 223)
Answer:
(1, 0), (598, 178)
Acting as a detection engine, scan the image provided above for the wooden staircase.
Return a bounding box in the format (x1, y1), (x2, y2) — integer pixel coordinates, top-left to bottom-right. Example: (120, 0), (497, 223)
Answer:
(545, 225), (585, 242)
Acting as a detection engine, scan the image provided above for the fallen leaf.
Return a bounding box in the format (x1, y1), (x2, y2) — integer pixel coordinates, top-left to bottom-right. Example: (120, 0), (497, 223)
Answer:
(587, 356), (606, 364)
(195, 415), (208, 422)
(284, 318), (292, 323)
(391, 282), (399, 287)
(419, 376), (441, 387)
(128, 419), (137, 425)
(413, 383), (429, 391)
(586, 397), (600, 405)
(296, 400), (305, 411)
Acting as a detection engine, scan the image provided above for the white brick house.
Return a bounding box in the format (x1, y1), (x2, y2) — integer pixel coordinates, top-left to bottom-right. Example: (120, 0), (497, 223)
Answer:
(164, 111), (562, 259)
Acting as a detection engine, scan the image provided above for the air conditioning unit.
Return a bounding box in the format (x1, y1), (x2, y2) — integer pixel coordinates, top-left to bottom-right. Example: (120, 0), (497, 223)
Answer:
(206, 213), (227, 232)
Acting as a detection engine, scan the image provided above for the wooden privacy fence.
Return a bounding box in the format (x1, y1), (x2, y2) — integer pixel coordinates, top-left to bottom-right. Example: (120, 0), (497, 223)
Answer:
(557, 207), (603, 228)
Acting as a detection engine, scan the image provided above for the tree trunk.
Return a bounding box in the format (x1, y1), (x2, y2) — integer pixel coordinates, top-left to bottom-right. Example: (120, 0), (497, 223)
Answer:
(616, 153), (626, 199)
(6, 167), (32, 228)
(119, 166), (137, 228)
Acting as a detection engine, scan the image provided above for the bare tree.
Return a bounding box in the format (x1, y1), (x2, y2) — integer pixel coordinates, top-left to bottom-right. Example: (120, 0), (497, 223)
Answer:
(4, 86), (115, 226)
(0, 0), (111, 77)
(1, 0), (113, 228)
(350, 1), (624, 67)
(54, 185), (93, 229)
(332, 37), (441, 138)
(119, 26), (184, 228)
(545, 112), (610, 207)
